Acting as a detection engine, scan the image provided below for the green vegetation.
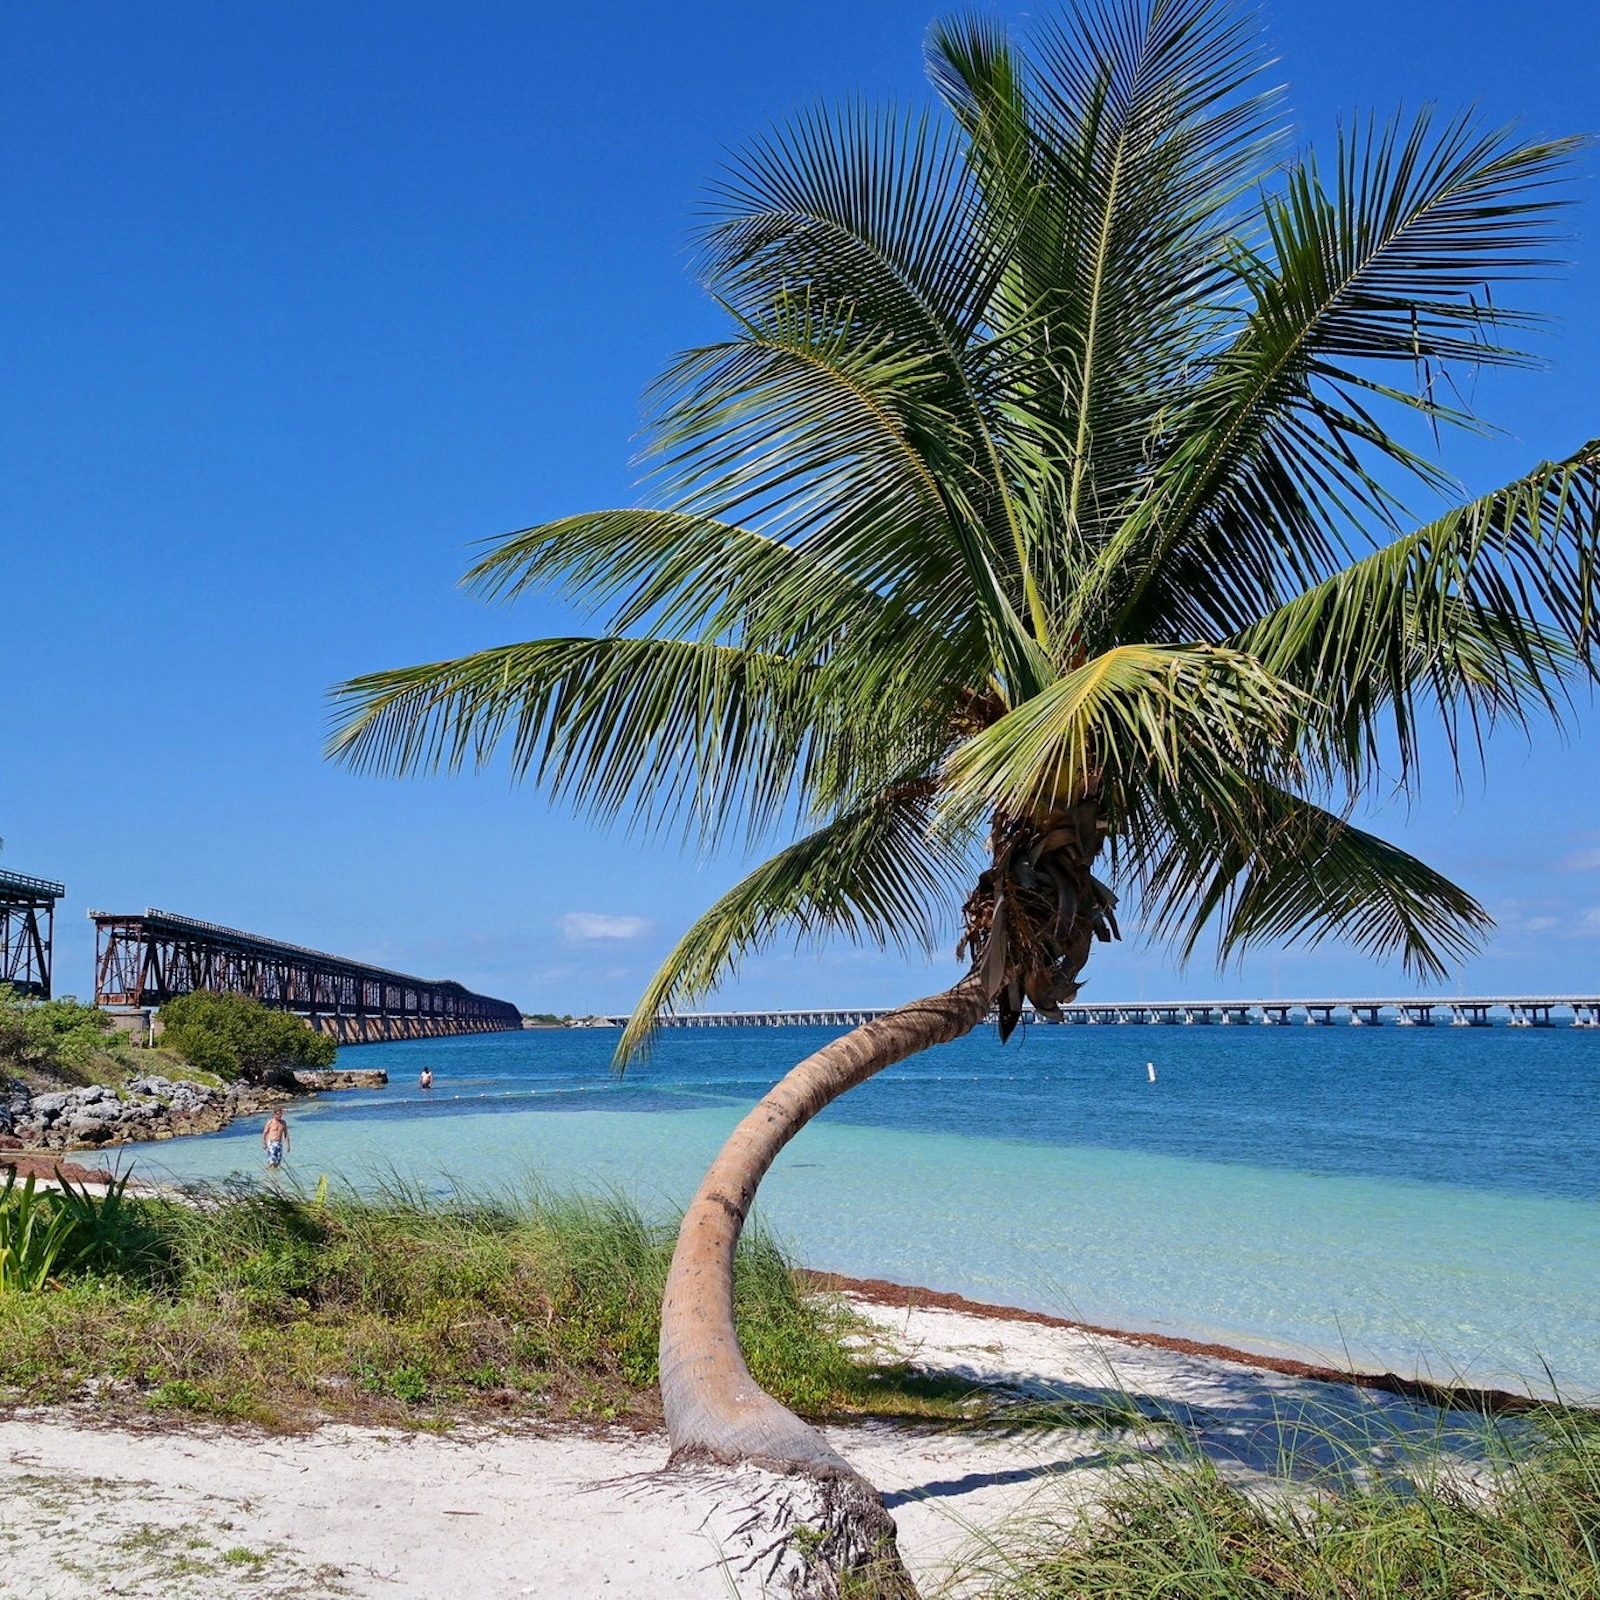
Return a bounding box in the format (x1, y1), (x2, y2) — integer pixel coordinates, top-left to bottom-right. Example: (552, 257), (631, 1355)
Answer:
(0, 1178), (990, 1429)
(0, 1172), (84, 1291)
(4, 1177), (1597, 1597)
(0, 985), (130, 1083)
(988, 1416), (1600, 1600)
(158, 992), (336, 1083)
(0, 985), (210, 1091)
(0, 1170), (162, 1292)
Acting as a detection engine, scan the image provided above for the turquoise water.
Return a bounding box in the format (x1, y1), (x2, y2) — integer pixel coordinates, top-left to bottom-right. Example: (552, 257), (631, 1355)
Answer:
(122, 1023), (1600, 1398)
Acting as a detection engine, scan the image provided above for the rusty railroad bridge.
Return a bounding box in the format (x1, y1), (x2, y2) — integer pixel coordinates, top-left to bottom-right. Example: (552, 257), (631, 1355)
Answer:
(90, 908), (522, 1044)
(0, 868), (65, 1000)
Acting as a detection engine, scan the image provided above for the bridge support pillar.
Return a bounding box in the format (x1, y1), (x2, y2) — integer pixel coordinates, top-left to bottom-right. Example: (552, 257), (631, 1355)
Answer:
(1509, 1004), (1554, 1028)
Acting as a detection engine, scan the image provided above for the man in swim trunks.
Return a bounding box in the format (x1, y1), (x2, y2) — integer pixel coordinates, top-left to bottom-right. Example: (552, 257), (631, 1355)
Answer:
(263, 1109), (290, 1170)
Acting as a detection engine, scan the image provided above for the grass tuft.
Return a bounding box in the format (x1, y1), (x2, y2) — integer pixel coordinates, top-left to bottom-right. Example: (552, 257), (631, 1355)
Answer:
(981, 1405), (1600, 1599)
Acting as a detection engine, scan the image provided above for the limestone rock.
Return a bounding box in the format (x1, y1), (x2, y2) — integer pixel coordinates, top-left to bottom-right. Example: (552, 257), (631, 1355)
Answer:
(291, 1068), (389, 1091)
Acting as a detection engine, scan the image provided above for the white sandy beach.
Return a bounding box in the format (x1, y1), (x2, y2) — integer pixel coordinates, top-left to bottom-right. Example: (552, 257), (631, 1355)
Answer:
(0, 1295), (1477, 1600)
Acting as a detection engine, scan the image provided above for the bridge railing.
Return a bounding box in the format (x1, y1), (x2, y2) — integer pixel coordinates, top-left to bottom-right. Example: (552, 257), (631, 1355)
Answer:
(0, 868), (67, 901)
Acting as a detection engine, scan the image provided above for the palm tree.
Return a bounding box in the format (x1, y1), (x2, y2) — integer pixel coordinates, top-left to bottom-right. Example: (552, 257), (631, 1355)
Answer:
(330, 0), (1599, 1586)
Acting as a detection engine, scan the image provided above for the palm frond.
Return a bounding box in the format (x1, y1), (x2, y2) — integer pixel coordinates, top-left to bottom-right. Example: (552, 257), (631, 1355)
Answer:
(941, 643), (1310, 822)
(645, 302), (1045, 697)
(702, 102), (999, 353)
(1090, 109), (1583, 642)
(701, 100), (1046, 644)
(1124, 778), (1489, 979)
(929, 0), (1281, 606)
(1232, 441), (1600, 785)
(327, 637), (840, 849)
(463, 509), (869, 637)
(615, 786), (974, 1064)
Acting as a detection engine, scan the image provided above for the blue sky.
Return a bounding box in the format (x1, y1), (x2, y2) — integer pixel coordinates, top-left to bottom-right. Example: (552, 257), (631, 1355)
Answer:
(3, 0), (1599, 1015)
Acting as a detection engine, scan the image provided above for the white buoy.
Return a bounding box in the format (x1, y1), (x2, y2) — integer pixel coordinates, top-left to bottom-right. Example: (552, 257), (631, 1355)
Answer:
(1147, 1061), (1157, 1082)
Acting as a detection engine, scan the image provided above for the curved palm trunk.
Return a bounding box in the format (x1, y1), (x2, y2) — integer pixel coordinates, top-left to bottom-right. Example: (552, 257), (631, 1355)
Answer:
(658, 974), (989, 1592)
(660, 973), (988, 1467)
(656, 811), (1105, 1593)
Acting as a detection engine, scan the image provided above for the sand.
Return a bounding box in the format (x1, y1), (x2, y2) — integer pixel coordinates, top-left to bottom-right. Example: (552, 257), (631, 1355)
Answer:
(0, 1295), (1481, 1599)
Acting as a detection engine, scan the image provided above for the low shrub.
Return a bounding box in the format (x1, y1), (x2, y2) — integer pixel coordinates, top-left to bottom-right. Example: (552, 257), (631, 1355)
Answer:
(157, 992), (336, 1082)
(0, 985), (128, 1080)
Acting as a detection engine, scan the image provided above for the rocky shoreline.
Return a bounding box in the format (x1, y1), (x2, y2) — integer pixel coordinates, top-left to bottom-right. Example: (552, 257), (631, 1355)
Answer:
(0, 1068), (388, 1155)
(0, 1076), (284, 1152)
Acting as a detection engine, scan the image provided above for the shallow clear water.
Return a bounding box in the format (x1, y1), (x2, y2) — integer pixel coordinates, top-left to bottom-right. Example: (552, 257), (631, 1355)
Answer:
(123, 1022), (1600, 1397)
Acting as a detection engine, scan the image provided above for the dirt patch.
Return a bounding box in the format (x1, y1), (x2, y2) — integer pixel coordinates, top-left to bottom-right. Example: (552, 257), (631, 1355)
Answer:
(0, 1153), (116, 1186)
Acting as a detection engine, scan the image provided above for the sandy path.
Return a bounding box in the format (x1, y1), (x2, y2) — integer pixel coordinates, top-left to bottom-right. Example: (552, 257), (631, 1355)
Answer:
(0, 1417), (1089, 1599)
(0, 1298), (1468, 1599)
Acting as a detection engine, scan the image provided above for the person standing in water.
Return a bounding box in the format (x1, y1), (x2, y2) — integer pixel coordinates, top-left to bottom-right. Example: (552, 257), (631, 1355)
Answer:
(418, 1067), (434, 1090)
(262, 1108), (290, 1170)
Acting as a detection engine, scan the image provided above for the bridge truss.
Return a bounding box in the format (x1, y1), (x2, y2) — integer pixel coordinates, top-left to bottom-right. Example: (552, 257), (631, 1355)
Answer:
(0, 869), (65, 999)
(90, 908), (522, 1044)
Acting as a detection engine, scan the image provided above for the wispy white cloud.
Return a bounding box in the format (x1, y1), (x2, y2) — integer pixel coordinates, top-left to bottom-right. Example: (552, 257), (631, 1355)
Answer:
(1561, 847), (1600, 871)
(560, 911), (651, 944)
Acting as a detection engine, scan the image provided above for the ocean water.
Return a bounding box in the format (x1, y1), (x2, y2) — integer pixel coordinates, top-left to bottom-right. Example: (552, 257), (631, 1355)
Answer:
(122, 1022), (1600, 1398)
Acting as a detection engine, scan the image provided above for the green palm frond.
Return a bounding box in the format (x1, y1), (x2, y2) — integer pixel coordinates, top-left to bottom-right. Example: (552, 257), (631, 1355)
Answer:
(941, 644), (1311, 822)
(703, 102), (1000, 353)
(647, 314), (1044, 697)
(1125, 778), (1489, 980)
(1233, 442), (1600, 785)
(931, 0), (1280, 585)
(1089, 109), (1583, 643)
(464, 509), (874, 638)
(617, 786), (975, 1062)
(701, 99), (1048, 644)
(327, 637), (833, 848)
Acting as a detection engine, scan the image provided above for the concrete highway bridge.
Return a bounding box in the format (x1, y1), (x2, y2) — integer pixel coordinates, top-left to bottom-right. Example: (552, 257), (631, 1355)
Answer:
(589, 997), (1600, 1029)
(91, 908), (522, 1044)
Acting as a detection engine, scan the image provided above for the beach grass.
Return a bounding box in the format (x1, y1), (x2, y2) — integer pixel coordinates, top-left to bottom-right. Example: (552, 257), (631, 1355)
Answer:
(0, 1176), (1003, 1430)
(961, 1405), (1600, 1600)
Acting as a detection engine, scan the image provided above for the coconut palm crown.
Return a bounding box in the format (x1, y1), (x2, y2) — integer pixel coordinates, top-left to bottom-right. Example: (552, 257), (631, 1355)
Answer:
(331, 0), (1599, 1053)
